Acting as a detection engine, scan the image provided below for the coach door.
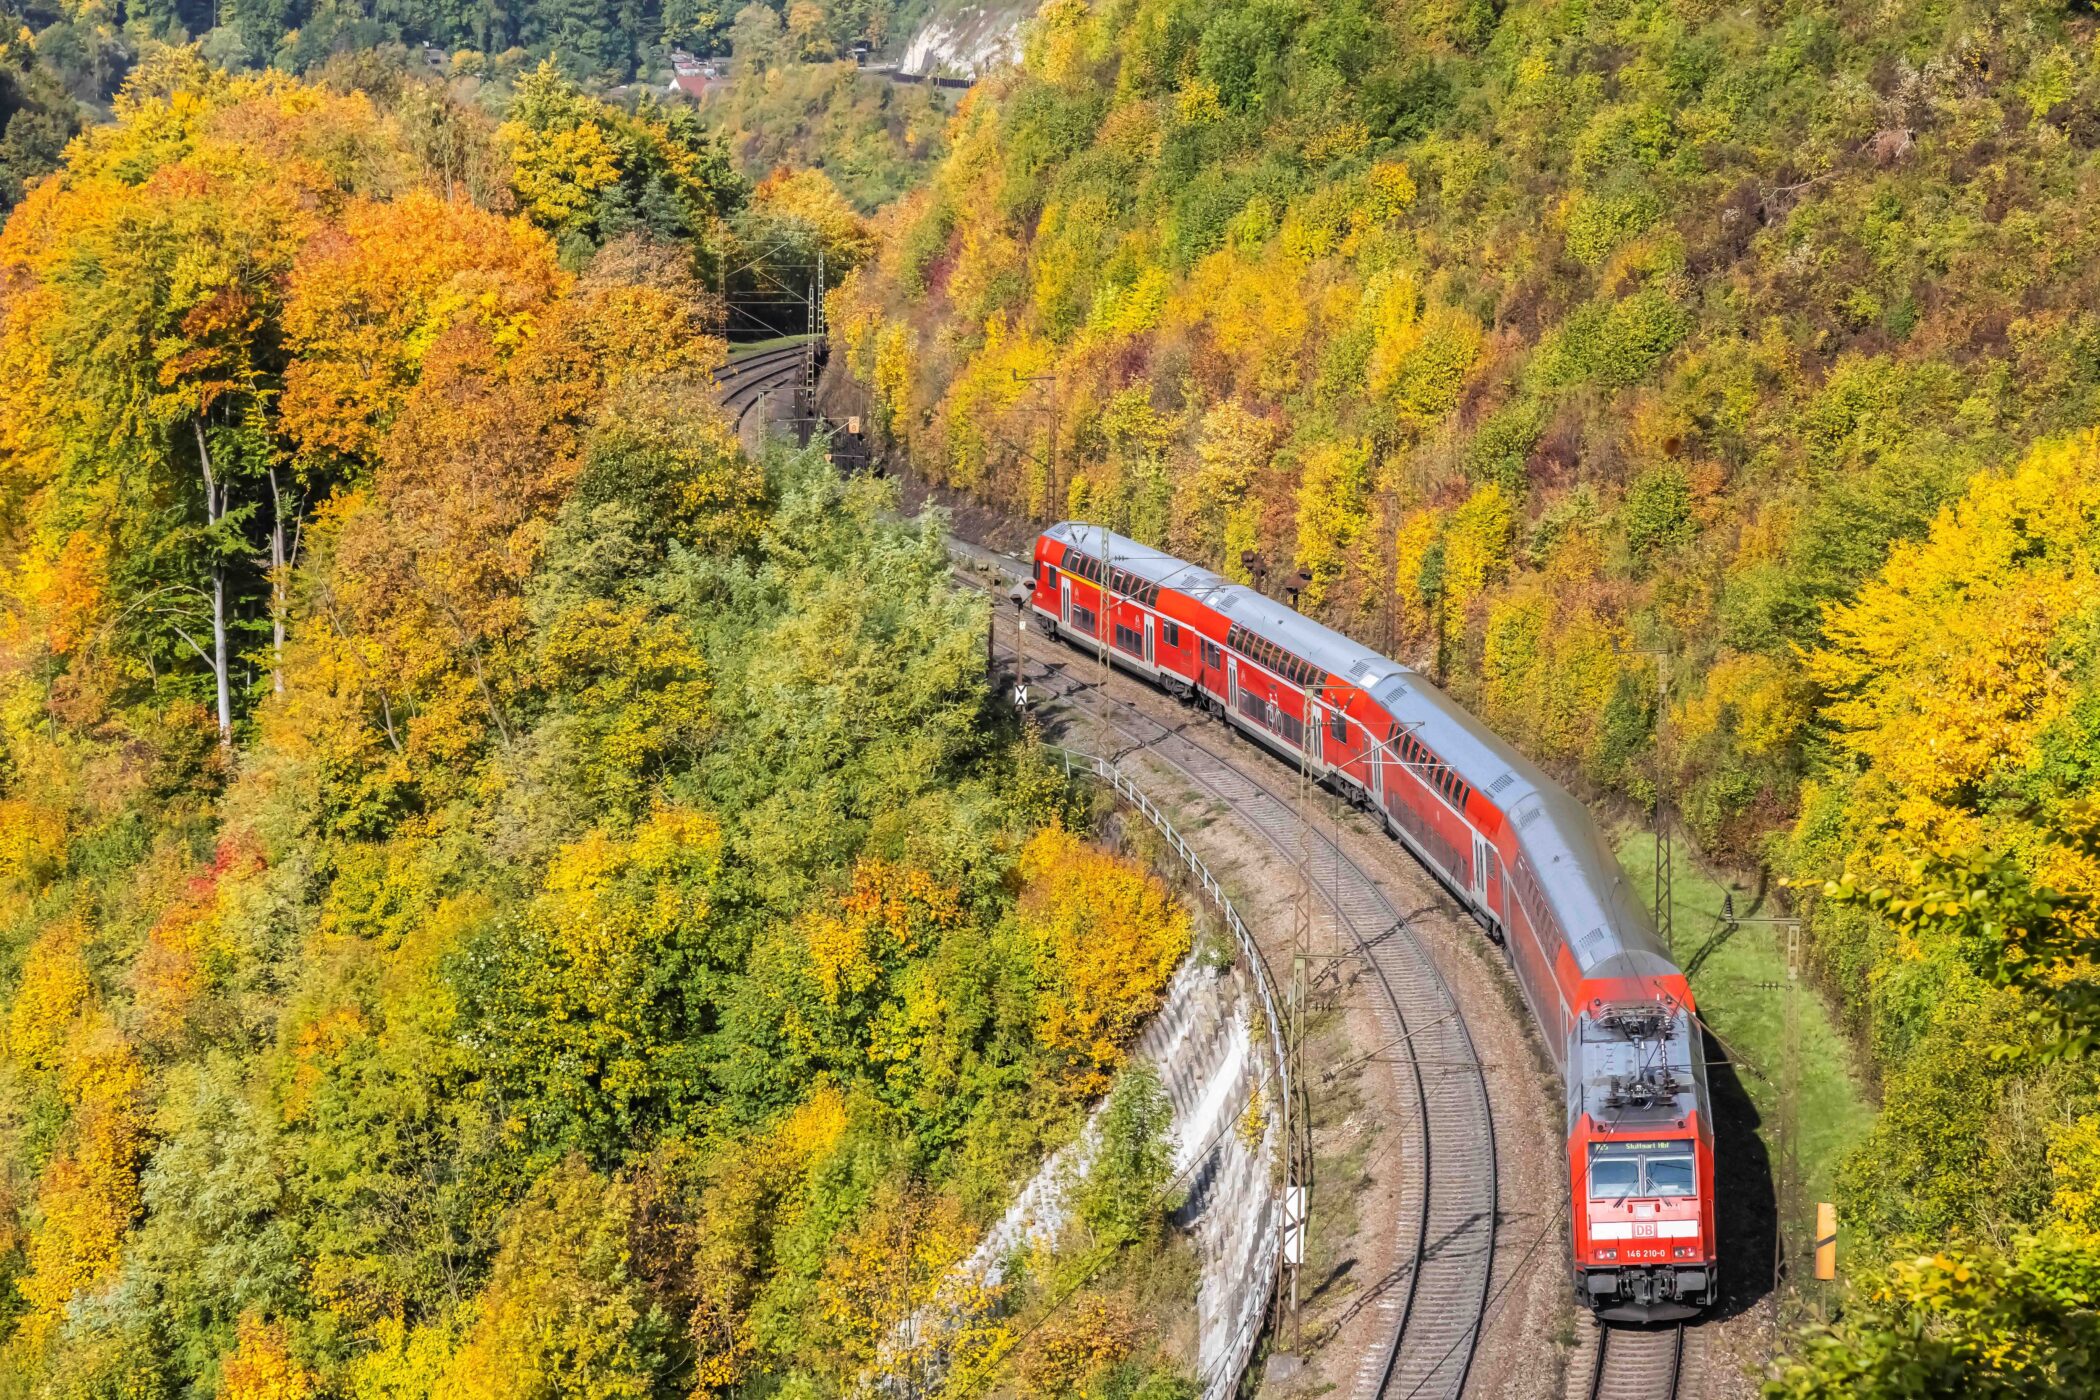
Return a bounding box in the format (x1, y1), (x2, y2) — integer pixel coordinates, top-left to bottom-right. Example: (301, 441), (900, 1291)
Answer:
(1227, 657), (1240, 712)
(1472, 832), (1499, 912)
(1059, 575), (1071, 627)
(1306, 698), (1323, 766)
(1144, 616), (1155, 667)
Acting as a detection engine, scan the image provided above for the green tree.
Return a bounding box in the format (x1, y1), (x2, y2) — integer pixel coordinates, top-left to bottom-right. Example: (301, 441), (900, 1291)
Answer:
(1078, 1063), (1178, 1248)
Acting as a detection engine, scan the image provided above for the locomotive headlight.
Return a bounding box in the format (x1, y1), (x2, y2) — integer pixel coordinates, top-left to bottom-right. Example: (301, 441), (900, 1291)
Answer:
(1673, 1247), (1695, 1258)
(1597, 1250), (1616, 1260)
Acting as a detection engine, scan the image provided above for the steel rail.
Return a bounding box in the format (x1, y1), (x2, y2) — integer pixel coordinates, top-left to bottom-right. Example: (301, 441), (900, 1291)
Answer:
(955, 549), (1498, 1400)
(712, 345), (811, 417)
(1583, 1321), (1688, 1400)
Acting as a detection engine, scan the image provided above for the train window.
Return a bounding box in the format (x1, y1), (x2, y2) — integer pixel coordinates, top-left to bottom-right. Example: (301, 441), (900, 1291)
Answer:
(1589, 1158), (1642, 1202)
(1163, 622), (1181, 647)
(1644, 1157), (1696, 1198)
(1329, 709), (1346, 743)
(1201, 639), (1221, 668)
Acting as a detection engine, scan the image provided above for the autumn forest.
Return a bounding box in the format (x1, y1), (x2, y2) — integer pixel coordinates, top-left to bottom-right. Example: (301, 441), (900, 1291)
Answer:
(2, 0), (2100, 1393)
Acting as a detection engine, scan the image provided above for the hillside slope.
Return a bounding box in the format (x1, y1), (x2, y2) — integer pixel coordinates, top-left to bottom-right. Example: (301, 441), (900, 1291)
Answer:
(836, 0), (2100, 851)
(0, 56), (1209, 1398)
(834, 0), (2100, 1384)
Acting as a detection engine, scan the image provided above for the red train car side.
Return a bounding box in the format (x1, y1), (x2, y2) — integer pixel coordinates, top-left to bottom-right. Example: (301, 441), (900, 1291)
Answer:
(1022, 523), (1716, 1320)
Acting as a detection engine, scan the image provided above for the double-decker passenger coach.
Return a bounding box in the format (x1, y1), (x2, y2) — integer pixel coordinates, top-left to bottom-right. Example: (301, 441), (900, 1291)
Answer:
(1021, 522), (1717, 1320)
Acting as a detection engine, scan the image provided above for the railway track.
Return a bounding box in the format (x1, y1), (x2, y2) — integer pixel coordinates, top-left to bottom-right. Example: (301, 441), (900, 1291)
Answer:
(953, 546), (1497, 1400)
(712, 341), (812, 418)
(1573, 1321), (1696, 1400)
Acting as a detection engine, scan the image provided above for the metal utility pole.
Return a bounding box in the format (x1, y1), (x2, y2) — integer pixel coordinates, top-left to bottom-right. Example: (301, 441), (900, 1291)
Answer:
(1737, 912), (1805, 1348)
(804, 244), (825, 431)
(1653, 650), (1675, 956)
(1781, 917), (1803, 1329)
(1613, 640), (1677, 954)
(1011, 369), (1057, 532)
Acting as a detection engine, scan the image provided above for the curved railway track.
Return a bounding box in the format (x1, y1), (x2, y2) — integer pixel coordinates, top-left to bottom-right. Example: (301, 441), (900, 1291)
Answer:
(712, 342), (811, 419)
(1574, 1321), (1696, 1400)
(952, 545), (1498, 1400)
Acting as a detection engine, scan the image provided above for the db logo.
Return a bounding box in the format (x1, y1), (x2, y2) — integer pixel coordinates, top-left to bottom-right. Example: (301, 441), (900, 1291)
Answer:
(1634, 1224), (1657, 1238)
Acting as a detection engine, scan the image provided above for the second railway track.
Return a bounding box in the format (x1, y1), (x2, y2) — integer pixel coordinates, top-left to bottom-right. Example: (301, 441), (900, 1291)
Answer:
(954, 545), (1499, 1400)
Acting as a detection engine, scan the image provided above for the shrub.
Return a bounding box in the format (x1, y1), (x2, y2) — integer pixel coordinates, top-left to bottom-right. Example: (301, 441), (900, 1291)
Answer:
(1078, 1063), (1179, 1247)
(1465, 398), (1548, 494)
(1622, 464), (1695, 567)
(1562, 180), (1664, 266)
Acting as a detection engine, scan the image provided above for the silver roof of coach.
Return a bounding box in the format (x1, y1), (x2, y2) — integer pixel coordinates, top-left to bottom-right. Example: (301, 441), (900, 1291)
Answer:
(1045, 523), (1672, 984)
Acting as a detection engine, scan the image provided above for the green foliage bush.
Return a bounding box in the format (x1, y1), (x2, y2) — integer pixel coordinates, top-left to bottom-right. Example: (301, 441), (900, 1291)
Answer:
(1078, 1063), (1179, 1249)
(0, 4), (78, 213)
(1562, 179), (1663, 266)
(1531, 288), (1691, 390)
(695, 61), (953, 211)
(1463, 398), (1546, 494)
(1621, 463), (1693, 567)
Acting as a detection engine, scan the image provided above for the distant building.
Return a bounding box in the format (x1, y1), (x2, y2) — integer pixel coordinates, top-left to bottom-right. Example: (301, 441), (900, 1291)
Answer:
(668, 49), (722, 98)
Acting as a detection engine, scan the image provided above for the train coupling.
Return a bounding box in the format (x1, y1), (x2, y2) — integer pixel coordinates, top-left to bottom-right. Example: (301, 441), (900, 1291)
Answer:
(1582, 1264), (1714, 1322)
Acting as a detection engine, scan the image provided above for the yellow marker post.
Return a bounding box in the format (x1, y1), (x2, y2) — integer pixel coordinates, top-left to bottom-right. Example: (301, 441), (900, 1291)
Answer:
(1814, 1202), (1837, 1281)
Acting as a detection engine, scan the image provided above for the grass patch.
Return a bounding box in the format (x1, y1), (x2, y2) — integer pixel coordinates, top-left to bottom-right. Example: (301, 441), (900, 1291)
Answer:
(1614, 830), (1876, 1226)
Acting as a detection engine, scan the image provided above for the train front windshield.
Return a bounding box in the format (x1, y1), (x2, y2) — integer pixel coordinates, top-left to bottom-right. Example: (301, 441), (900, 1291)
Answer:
(1588, 1144), (1697, 1200)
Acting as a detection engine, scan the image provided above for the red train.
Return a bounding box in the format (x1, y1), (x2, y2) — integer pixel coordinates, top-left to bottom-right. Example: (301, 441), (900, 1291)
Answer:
(1021, 523), (1716, 1320)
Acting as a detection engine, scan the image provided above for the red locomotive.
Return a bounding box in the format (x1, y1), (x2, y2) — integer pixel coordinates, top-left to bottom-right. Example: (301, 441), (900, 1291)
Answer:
(1021, 522), (1716, 1320)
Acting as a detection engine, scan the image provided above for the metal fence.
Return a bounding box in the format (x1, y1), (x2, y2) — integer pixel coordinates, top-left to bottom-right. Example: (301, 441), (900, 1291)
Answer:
(1050, 746), (1287, 1400)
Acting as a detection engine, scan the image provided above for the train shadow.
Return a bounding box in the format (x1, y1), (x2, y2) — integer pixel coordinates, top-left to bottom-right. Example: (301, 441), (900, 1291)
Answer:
(1704, 1025), (1777, 1322)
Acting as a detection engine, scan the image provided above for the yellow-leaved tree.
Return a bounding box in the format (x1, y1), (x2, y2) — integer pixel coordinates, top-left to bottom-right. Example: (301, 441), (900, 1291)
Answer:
(445, 1158), (664, 1400)
(1809, 429), (2100, 843)
(1016, 826), (1190, 1094)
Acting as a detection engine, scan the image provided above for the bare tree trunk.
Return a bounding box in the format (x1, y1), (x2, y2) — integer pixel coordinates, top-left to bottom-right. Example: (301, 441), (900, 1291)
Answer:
(193, 420), (232, 746)
(267, 466), (287, 695)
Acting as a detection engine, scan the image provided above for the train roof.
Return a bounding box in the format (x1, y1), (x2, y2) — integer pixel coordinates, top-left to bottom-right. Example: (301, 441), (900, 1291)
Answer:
(1042, 522), (1676, 986)
(1047, 522), (1409, 687)
(1574, 1004), (1705, 1131)
(1044, 522), (1236, 599)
